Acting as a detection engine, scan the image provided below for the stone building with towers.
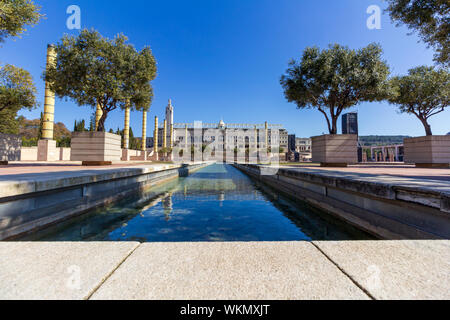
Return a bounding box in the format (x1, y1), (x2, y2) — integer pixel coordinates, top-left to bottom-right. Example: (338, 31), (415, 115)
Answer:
(149, 100), (287, 160)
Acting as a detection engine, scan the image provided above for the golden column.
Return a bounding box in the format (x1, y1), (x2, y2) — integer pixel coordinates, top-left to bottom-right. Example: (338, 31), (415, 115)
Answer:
(95, 102), (103, 131)
(123, 103), (130, 149)
(265, 121), (269, 150)
(142, 110), (147, 151)
(170, 124), (174, 148)
(42, 45), (57, 140)
(163, 120), (167, 149)
(154, 116), (159, 153)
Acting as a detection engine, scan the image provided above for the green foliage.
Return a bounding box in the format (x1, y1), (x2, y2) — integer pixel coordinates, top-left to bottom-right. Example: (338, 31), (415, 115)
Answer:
(159, 147), (172, 154)
(18, 116), (71, 146)
(386, 0), (450, 67)
(37, 111), (42, 139)
(388, 66), (449, 136)
(44, 29), (157, 132)
(0, 107), (19, 134)
(115, 127), (142, 150)
(0, 0), (43, 43)
(0, 64), (38, 133)
(281, 43), (390, 134)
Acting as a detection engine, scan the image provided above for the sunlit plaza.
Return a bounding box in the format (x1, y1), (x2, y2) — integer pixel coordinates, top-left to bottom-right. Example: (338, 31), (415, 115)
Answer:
(0, 0), (449, 304)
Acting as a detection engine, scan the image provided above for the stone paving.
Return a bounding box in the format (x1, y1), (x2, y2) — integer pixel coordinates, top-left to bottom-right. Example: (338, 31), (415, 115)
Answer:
(1, 162), (448, 181)
(281, 164), (450, 182)
(0, 241), (448, 300)
(0, 161), (175, 176)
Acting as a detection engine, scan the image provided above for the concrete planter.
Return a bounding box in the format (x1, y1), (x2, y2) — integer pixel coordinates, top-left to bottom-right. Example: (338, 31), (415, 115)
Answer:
(311, 134), (357, 167)
(71, 132), (121, 165)
(404, 135), (450, 168)
(0, 134), (21, 164)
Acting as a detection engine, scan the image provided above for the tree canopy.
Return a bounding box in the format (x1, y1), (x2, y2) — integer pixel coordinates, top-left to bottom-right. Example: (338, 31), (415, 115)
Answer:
(44, 29), (157, 132)
(387, 66), (449, 136)
(385, 0), (450, 67)
(0, 0), (43, 43)
(280, 43), (390, 134)
(0, 64), (38, 133)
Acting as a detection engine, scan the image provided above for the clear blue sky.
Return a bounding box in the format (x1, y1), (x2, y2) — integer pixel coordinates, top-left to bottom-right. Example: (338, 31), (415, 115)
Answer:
(2, 0), (449, 137)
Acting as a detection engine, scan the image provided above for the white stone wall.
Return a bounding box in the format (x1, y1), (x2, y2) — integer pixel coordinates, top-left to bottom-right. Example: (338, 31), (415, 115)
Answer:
(20, 147), (38, 161)
(59, 148), (71, 161)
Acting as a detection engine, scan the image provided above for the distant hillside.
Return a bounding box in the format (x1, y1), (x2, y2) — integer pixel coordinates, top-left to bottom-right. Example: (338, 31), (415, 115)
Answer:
(18, 116), (71, 147)
(359, 135), (410, 146)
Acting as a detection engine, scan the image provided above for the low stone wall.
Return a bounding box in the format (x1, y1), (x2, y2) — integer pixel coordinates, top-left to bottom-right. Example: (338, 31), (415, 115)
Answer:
(59, 147), (71, 161)
(20, 147), (38, 161)
(0, 134), (21, 162)
(20, 147), (70, 161)
(234, 164), (450, 240)
(0, 163), (209, 240)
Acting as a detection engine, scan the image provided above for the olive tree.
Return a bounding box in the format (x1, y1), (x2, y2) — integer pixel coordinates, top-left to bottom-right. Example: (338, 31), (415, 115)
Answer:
(44, 29), (157, 132)
(0, 64), (38, 133)
(385, 0), (449, 67)
(388, 66), (449, 136)
(0, 0), (43, 43)
(281, 43), (390, 134)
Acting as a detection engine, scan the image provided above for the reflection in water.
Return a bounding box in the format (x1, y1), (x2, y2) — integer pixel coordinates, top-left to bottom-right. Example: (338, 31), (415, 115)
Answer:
(162, 193), (173, 221)
(22, 164), (372, 242)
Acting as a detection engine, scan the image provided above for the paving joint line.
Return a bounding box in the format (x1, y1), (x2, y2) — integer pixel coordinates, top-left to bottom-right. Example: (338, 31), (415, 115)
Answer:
(310, 242), (376, 300)
(84, 242), (142, 300)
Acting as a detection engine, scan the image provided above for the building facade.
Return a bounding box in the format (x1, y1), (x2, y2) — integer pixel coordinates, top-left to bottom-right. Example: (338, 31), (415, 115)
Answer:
(150, 100), (287, 157)
(342, 112), (358, 135)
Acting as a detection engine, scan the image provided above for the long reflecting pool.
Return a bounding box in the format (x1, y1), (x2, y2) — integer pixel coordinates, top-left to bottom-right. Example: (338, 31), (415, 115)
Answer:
(22, 164), (373, 242)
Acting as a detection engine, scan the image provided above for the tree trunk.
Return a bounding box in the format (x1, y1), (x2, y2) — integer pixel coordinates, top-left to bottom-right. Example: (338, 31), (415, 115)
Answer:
(318, 108), (332, 134)
(97, 110), (108, 132)
(418, 116), (433, 136)
(330, 115), (338, 135)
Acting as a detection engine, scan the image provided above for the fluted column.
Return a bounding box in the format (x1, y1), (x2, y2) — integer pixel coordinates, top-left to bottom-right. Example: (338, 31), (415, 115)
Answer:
(42, 45), (57, 140)
(154, 116), (159, 153)
(185, 125), (188, 148)
(163, 120), (167, 149)
(142, 110), (147, 151)
(95, 102), (103, 131)
(123, 104), (130, 149)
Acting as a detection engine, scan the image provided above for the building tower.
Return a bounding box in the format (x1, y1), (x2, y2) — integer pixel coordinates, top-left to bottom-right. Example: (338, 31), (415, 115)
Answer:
(342, 112), (358, 135)
(165, 99), (174, 145)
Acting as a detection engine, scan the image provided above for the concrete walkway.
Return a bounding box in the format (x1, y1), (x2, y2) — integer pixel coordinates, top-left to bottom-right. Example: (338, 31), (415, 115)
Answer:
(0, 241), (448, 300)
(0, 162), (184, 198)
(281, 164), (450, 182)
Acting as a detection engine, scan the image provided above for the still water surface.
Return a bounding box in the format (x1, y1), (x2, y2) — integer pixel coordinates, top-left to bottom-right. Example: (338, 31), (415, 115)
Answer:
(24, 164), (372, 242)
